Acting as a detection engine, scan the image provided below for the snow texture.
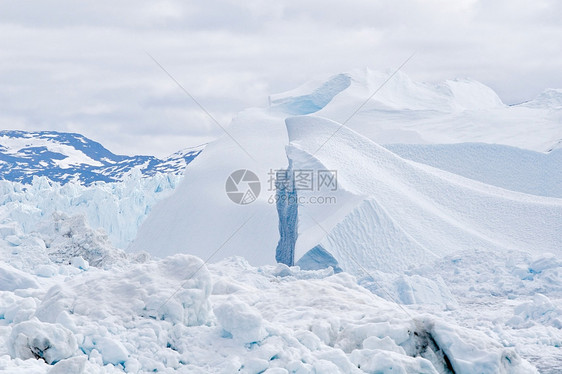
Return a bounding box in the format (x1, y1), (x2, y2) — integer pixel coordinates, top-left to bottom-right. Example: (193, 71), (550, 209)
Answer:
(0, 247), (541, 373)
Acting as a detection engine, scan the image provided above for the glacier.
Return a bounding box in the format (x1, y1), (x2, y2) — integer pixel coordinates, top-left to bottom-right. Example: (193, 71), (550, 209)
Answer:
(0, 172), (182, 249)
(1, 69), (561, 372)
(132, 69), (562, 267)
(286, 115), (562, 273)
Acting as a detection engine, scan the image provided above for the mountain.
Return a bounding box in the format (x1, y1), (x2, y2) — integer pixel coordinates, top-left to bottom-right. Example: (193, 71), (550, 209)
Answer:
(0, 130), (204, 185)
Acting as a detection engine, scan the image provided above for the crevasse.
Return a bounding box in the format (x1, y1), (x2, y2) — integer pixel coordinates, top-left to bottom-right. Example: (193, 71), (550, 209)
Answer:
(274, 159), (298, 266)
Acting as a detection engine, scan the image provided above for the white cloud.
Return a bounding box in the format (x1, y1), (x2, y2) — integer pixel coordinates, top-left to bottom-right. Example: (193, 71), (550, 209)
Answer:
(0, 0), (560, 156)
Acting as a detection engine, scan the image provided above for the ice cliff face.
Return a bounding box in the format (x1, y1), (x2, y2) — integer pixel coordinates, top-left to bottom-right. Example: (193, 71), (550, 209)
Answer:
(0, 173), (182, 249)
(274, 160), (298, 266)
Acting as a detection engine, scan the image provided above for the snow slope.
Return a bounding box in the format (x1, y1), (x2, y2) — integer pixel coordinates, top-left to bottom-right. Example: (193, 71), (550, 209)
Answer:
(133, 70), (562, 267)
(286, 115), (562, 273)
(129, 108), (291, 263)
(384, 143), (562, 198)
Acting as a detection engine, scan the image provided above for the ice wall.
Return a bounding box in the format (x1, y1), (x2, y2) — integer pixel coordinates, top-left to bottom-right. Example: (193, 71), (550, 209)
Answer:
(274, 160), (298, 266)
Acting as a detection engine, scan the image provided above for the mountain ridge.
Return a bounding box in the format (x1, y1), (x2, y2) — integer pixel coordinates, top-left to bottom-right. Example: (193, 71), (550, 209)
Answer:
(0, 130), (204, 185)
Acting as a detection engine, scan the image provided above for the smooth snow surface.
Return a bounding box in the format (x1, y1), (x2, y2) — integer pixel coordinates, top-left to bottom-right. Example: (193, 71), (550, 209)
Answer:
(286, 115), (562, 273)
(384, 143), (562, 198)
(129, 109), (291, 263)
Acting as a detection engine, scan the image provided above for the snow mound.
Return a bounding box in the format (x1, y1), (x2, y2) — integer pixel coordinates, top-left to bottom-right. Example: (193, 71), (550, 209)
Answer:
(522, 88), (562, 109)
(214, 296), (268, 343)
(0, 263), (39, 291)
(286, 115), (562, 275)
(274, 70), (504, 116)
(39, 213), (127, 268)
(129, 108), (290, 262)
(508, 294), (562, 329)
(270, 73), (352, 115)
(421, 318), (538, 374)
(1, 211), (134, 275)
(270, 68), (561, 152)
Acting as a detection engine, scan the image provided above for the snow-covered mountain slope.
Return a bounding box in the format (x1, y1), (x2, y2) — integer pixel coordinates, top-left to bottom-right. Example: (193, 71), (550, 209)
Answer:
(521, 88), (562, 109)
(271, 69), (562, 152)
(286, 116), (562, 273)
(0, 130), (203, 185)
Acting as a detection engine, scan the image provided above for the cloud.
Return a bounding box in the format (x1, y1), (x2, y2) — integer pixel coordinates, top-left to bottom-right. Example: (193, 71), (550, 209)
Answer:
(0, 0), (560, 156)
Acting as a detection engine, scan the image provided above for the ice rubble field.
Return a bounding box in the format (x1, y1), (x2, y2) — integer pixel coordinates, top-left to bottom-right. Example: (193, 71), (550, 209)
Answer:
(0, 247), (546, 374)
(0, 171), (182, 249)
(1, 69), (562, 373)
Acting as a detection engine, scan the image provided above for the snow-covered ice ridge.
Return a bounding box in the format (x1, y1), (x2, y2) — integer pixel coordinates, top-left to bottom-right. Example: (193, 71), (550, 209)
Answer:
(132, 69), (562, 264)
(384, 143), (562, 198)
(271, 69), (562, 153)
(0, 130), (203, 185)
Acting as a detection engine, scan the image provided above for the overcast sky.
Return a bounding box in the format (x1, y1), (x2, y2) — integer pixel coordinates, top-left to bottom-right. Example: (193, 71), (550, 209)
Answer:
(1, 0), (560, 157)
